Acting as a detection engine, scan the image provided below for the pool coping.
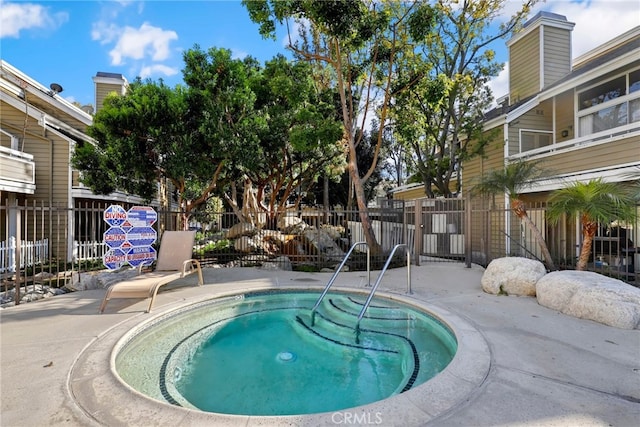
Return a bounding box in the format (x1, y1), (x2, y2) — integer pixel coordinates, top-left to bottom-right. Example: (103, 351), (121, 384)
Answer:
(67, 284), (491, 426)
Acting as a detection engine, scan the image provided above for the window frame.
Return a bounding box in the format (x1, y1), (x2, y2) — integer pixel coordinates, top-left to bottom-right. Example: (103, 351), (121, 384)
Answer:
(576, 66), (640, 137)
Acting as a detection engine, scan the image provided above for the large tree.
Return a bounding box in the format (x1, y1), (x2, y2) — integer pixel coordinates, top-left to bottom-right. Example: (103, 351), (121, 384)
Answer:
(243, 0), (429, 254)
(391, 0), (537, 197)
(313, 123), (389, 208)
(232, 54), (344, 227)
(73, 47), (259, 227)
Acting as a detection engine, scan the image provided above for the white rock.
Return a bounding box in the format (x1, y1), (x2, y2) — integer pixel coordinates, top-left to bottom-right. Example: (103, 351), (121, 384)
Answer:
(234, 236), (257, 253)
(277, 215), (308, 234)
(536, 270), (640, 329)
(225, 222), (256, 239)
(481, 257), (546, 296)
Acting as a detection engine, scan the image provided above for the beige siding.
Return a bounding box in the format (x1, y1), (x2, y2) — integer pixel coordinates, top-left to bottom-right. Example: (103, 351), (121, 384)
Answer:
(542, 26), (571, 88)
(95, 83), (123, 112)
(1, 101), (71, 205)
(554, 90), (575, 142)
(0, 156), (34, 183)
(508, 99), (553, 155)
(461, 130), (504, 195)
(540, 137), (640, 176)
(1, 102), (48, 140)
(509, 27), (540, 103)
(392, 186), (426, 201)
(25, 131), (71, 259)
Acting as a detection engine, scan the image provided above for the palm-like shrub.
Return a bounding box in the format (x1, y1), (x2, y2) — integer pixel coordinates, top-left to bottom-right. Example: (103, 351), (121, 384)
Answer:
(547, 178), (637, 271)
(473, 160), (556, 270)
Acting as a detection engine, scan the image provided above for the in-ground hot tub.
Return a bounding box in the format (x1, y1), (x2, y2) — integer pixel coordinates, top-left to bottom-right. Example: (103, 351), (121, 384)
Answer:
(115, 290), (458, 415)
(69, 284), (490, 425)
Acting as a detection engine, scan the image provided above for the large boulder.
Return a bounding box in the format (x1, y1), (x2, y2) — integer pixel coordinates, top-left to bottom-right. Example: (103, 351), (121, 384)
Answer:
(277, 215), (308, 234)
(481, 257), (546, 296)
(302, 227), (345, 263)
(258, 230), (285, 255)
(225, 222), (256, 239)
(234, 235), (258, 253)
(282, 237), (311, 262)
(536, 271), (640, 329)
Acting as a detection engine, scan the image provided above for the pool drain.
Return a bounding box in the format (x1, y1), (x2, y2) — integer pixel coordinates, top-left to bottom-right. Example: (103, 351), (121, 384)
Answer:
(277, 351), (296, 362)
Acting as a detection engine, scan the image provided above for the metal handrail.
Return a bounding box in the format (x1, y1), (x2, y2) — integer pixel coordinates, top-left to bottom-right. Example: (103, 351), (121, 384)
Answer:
(355, 244), (411, 343)
(310, 241), (370, 326)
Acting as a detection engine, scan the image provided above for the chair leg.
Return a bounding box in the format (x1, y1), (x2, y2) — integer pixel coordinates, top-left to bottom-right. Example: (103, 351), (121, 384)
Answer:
(147, 284), (162, 313)
(99, 288), (112, 313)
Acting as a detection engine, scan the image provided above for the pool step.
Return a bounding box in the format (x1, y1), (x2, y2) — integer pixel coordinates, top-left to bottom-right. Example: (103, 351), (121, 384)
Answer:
(293, 312), (420, 393)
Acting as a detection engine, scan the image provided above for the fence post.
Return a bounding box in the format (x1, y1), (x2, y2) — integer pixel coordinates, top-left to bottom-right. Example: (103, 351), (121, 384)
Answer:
(14, 202), (21, 305)
(413, 199), (422, 266)
(465, 194), (472, 268)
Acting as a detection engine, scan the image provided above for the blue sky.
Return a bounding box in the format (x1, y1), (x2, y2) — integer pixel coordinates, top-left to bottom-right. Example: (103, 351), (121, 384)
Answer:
(1, 0), (639, 108)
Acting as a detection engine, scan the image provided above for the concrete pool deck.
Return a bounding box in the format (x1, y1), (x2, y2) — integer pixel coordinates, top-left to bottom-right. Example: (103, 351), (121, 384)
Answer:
(1, 262), (639, 426)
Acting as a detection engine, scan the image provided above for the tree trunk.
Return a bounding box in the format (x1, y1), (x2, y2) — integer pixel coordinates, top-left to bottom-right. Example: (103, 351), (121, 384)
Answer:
(512, 199), (556, 271)
(348, 141), (382, 255)
(577, 218), (598, 271)
(333, 40), (382, 256)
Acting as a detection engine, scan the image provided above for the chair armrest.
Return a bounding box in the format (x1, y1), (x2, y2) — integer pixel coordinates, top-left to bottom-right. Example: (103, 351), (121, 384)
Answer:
(138, 260), (155, 275)
(181, 259), (201, 276)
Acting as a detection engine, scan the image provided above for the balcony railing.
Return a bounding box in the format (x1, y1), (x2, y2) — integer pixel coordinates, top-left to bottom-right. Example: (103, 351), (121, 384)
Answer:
(509, 122), (640, 161)
(0, 145), (35, 193)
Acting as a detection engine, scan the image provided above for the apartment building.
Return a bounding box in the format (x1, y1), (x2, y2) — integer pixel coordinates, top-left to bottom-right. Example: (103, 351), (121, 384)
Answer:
(462, 12), (639, 272)
(0, 61), (165, 266)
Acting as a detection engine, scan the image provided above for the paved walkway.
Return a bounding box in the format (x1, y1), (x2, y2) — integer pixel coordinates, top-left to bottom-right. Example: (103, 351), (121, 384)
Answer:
(1, 263), (638, 426)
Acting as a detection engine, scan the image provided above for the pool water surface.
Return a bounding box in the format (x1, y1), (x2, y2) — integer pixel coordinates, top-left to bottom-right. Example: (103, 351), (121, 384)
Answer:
(115, 290), (457, 416)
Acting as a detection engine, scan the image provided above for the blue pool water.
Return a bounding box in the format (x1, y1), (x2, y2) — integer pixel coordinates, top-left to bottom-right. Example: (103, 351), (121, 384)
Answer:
(115, 290), (457, 416)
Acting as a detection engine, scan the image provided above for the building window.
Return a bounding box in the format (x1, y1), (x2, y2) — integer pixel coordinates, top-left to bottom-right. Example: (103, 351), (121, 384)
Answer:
(630, 98), (640, 123)
(629, 69), (640, 94)
(577, 68), (640, 137)
(520, 130), (552, 152)
(579, 76), (625, 110)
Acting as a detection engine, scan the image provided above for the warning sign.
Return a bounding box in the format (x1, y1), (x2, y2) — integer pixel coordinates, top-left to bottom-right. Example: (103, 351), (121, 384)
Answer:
(102, 205), (158, 270)
(127, 206), (158, 227)
(102, 248), (127, 270)
(103, 205), (127, 227)
(126, 246), (157, 267)
(103, 227), (127, 248)
(126, 226), (157, 247)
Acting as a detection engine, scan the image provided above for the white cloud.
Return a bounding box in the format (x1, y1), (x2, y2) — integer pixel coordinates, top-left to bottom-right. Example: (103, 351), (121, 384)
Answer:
(107, 22), (178, 66)
(488, 62), (510, 101)
(91, 21), (121, 44)
(546, 0), (640, 58)
(231, 48), (249, 60)
(139, 64), (179, 79)
(0, 1), (68, 38)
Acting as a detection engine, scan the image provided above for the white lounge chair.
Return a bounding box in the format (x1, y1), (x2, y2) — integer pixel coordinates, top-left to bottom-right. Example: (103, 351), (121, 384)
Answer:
(99, 230), (203, 313)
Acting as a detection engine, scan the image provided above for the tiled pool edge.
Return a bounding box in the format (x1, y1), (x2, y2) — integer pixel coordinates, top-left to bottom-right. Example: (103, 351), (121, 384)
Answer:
(67, 283), (491, 426)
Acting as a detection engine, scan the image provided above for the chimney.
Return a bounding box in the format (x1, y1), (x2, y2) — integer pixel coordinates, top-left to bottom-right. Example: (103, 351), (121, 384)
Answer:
(507, 12), (575, 104)
(92, 72), (128, 113)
